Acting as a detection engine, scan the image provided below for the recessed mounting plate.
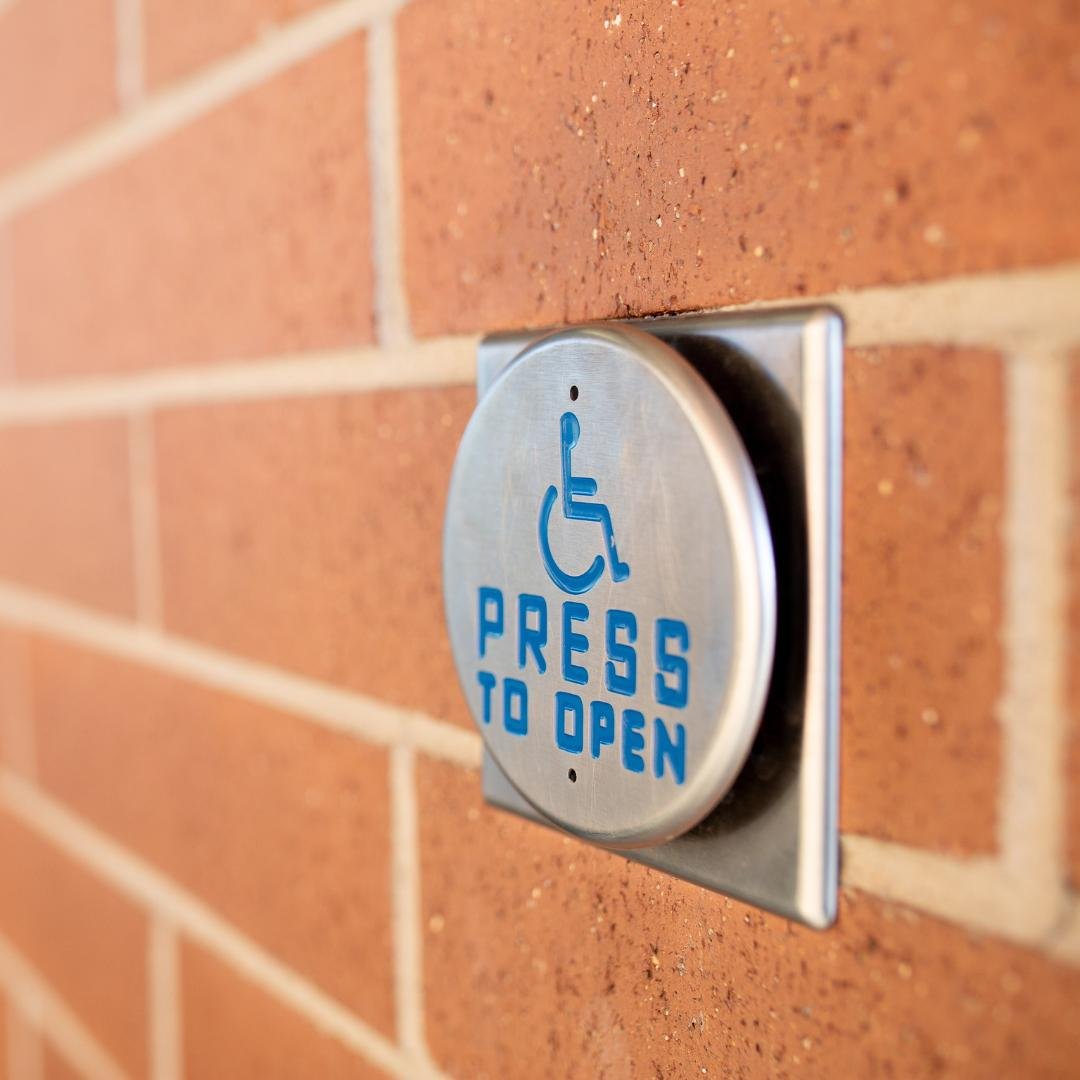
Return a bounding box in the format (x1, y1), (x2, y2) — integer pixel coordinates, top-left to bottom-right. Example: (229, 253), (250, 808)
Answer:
(474, 307), (842, 928)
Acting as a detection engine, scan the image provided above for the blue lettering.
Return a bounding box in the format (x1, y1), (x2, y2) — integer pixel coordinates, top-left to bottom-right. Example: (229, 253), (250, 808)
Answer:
(555, 691), (584, 754)
(621, 709), (646, 772)
(589, 700), (615, 759)
(654, 618), (690, 709)
(604, 609), (637, 696)
(503, 677), (528, 736)
(476, 670), (496, 724)
(653, 717), (686, 784)
(478, 586), (504, 658)
(561, 602), (590, 685)
(517, 593), (548, 673)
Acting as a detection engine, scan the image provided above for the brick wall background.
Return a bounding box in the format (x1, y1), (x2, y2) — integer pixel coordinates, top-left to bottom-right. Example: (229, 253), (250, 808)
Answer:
(0, 1), (1077, 1076)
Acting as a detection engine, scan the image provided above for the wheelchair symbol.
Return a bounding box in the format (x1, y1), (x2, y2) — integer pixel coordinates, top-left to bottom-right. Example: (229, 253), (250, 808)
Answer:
(538, 411), (631, 595)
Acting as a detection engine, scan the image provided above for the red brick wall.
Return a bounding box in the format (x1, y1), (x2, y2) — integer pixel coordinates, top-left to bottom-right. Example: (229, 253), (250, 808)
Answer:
(0, 1), (1077, 1076)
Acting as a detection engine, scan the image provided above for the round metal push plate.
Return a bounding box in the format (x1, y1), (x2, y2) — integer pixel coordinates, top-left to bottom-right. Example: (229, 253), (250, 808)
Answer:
(443, 325), (777, 849)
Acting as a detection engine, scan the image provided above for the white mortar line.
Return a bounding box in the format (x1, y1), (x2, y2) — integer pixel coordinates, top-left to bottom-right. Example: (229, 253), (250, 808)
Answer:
(0, 771), (409, 1078)
(841, 836), (1053, 946)
(0, 266), (1078, 427)
(114, 0), (145, 109)
(803, 262), (1080, 351)
(0, 934), (128, 1080)
(995, 349), (1072, 934)
(0, 580), (483, 769)
(6, 998), (43, 1080)
(390, 747), (441, 1076)
(0, 0), (404, 221)
(407, 714), (482, 770)
(1048, 893), (1080, 963)
(367, 18), (412, 347)
(128, 412), (164, 628)
(0, 337), (478, 425)
(148, 920), (181, 1080)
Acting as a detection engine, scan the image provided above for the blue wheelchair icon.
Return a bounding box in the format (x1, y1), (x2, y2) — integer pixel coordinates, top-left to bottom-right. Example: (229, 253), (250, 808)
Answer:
(538, 411), (631, 595)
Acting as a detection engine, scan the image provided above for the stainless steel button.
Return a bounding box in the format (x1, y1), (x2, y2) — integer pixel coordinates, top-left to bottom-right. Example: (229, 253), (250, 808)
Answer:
(443, 324), (777, 849)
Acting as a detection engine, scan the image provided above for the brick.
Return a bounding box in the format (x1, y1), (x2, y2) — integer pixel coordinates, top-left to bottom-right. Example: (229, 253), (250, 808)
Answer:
(144, 0), (327, 88)
(29, 637), (395, 1035)
(0, 230), (12, 382)
(0, 1004), (37, 1080)
(155, 387), (474, 727)
(42, 1043), (82, 1080)
(841, 347), (1003, 853)
(0, 628), (31, 774)
(418, 756), (1080, 1079)
(0, 1004), (42, 1080)
(0, 420), (134, 615)
(0, 0), (116, 175)
(0, 812), (148, 1078)
(398, 0), (1080, 336)
(11, 35), (372, 381)
(1067, 355), (1080, 886)
(181, 942), (387, 1079)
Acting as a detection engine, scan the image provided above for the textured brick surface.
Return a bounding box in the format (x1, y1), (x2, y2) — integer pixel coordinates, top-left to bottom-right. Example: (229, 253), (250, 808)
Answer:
(841, 347), (1003, 853)
(0, 420), (134, 614)
(0, 629), (16, 768)
(0, 1005), (44, 1080)
(181, 942), (387, 1079)
(1067, 356), (1080, 886)
(2, 0), (1078, 1070)
(398, 0), (1080, 336)
(155, 387), (474, 726)
(0, 628), (30, 774)
(30, 637), (395, 1036)
(0, 813), (147, 1078)
(0, 0), (116, 175)
(419, 757), (1080, 1079)
(42, 1044), (81, 1080)
(145, 0), (326, 87)
(11, 34), (372, 380)
(0, 230), (11, 383)
(0, 1005), (39, 1080)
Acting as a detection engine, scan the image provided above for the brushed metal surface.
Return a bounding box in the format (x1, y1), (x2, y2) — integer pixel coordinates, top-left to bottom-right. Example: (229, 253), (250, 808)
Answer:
(444, 325), (777, 848)
(459, 307), (842, 928)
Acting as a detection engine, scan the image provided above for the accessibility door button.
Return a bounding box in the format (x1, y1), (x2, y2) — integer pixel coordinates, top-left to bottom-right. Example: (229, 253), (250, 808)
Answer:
(443, 325), (777, 849)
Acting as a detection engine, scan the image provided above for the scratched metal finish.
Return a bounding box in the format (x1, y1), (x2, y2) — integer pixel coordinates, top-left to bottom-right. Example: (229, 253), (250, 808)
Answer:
(443, 325), (777, 849)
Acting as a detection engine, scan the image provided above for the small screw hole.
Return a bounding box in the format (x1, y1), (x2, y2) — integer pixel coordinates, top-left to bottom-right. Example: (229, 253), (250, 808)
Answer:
(569, 385), (579, 401)
(568, 768), (577, 783)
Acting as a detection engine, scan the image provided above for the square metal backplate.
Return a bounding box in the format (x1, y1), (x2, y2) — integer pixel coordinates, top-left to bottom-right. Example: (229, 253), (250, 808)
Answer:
(475, 307), (842, 928)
